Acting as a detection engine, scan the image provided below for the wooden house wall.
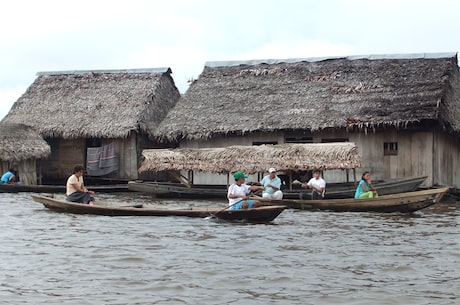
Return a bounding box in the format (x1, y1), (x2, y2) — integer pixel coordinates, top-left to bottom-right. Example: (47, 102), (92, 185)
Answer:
(434, 131), (460, 189)
(302, 129), (432, 187)
(16, 159), (38, 185)
(40, 131), (173, 182)
(102, 133), (173, 182)
(177, 128), (438, 188)
(84, 133), (162, 180)
(40, 138), (85, 182)
(112, 134), (138, 180)
(349, 130), (433, 187)
(40, 135), (142, 182)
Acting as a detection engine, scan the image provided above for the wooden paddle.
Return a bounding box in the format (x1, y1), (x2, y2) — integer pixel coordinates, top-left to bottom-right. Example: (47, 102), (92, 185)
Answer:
(205, 198), (245, 219)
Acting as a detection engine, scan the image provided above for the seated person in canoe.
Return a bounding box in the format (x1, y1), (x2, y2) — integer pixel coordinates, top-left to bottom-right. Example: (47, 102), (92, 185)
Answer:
(354, 171), (378, 199)
(228, 171), (265, 210)
(66, 165), (96, 205)
(1, 168), (20, 184)
(260, 167), (283, 200)
(300, 169), (326, 200)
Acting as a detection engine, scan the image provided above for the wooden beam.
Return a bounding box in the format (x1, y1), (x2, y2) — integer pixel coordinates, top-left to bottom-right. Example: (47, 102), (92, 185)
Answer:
(168, 171), (192, 188)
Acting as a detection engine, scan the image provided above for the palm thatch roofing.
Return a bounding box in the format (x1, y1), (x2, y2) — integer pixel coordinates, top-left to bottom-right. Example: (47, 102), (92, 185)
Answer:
(0, 123), (51, 161)
(2, 68), (180, 139)
(139, 143), (361, 174)
(153, 53), (460, 141)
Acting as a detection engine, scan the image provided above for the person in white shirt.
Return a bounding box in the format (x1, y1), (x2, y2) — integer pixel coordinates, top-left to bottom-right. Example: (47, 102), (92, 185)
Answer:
(227, 171), (265, 210)
(260, 167), (283, 200)
(300, 169), (326, 200)
(66, 165), (96, 205)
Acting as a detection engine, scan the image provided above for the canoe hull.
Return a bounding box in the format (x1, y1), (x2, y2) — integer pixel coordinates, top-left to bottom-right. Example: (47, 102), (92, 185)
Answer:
(127, 181), (226, 198)
(321, 176), (428, 199)
(0, 184), (129, 193)
(258, 187), (449, 213)
(128, 176), (427, 200)
(30, 194), (285, 222)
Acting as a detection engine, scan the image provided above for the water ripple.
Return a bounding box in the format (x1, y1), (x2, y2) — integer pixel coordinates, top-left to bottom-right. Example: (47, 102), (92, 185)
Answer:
(0, 192), (458, 304)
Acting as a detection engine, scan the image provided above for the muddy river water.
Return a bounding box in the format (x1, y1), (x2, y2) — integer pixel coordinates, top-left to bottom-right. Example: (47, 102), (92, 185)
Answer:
(0, 192), (458, 304)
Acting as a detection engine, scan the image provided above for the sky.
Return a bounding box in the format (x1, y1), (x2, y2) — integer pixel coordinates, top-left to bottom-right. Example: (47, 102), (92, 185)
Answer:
(1, 0), (460, 120)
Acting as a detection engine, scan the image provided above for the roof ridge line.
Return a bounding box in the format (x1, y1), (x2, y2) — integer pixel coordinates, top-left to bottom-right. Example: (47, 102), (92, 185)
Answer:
(37, 67), (171, 76)
(205, 52), (458, 68)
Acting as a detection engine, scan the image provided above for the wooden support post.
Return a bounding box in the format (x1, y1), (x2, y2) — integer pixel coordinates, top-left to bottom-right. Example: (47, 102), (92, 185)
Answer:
(168, 171), (192, 188)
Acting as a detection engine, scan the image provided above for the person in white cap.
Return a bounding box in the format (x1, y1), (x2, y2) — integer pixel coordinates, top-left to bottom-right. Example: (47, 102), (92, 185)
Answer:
(259, 168), (283, 200)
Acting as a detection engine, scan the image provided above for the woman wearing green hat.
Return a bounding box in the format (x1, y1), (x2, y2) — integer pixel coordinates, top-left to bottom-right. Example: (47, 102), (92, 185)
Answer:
(227, 171), (265, 210)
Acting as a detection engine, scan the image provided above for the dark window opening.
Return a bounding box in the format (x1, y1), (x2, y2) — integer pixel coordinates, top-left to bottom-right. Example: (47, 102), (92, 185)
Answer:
(45, 137), (60, 160)
(384, 142), (398, 155)
(321, 138), (349, 143)
(86, 138), (101, 148)
(285, 136), (313, 143)
(252, 141), (278, 146)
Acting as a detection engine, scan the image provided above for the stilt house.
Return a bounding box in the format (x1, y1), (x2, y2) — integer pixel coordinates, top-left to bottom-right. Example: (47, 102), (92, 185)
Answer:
(0, 123), (51, 185)
(153, 53), (460, 189)
(2, 68), (180, 182)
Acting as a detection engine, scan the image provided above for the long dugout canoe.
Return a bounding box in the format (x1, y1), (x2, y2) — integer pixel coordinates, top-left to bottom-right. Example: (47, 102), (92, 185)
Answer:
(31, 194), (285, 222)
(256, 187), (449, 213)
(127, 176), (427, 199)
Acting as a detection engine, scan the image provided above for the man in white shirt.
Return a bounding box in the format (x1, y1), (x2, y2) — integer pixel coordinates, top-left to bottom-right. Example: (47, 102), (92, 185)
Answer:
(300, 169), (326, 200)
(260, 168), (283, 200)
(227, 171), (265, 210)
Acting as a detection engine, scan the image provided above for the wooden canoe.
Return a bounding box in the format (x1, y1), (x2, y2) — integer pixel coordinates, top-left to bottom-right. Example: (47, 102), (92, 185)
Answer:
(30, 194), (286, 222)
(127, 181), (227, 198)
(319, 176), (427, 199)
(256, 187), (449, 213)
(0, 183), (129, 193)
(127, 176), (427, 199)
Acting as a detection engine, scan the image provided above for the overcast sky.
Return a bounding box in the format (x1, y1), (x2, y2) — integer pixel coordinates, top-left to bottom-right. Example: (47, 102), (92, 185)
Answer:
(1, 0), (460, 119)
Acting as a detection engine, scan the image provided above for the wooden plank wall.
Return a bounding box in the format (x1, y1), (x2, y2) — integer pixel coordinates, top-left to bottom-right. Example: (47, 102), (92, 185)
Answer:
(40, 138), (85, 180)
(434, 131), (459, 189)
(179, 129), (441, 187)
(111, 135), (138, 180)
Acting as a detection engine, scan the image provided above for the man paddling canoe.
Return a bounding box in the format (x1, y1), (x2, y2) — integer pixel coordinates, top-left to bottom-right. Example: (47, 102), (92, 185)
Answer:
(227, 171), (265, 210)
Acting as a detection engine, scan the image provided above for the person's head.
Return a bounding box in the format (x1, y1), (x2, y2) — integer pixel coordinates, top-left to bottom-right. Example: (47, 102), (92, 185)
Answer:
(233, 171), (248, 184)
(8, 168), (15, 173)
(313, 169), (321, 179)
(73, 165), (85, 175)
(268, 167), (276, 177)
(361, 171), (371, 181)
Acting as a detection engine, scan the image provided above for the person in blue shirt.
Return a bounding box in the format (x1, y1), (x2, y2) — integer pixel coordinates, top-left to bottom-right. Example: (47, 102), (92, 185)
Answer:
(354, 171), (378, 199)
(1, 168), (17, 184)
(260, 168), (283, 200)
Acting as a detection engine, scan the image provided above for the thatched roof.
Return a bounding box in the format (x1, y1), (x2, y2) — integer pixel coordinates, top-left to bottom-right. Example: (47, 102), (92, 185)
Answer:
(153, 53), (460, 141)
(2, 68), (180, 139)
(139, 143), (362, 174)
(0, 123), (51, 161)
